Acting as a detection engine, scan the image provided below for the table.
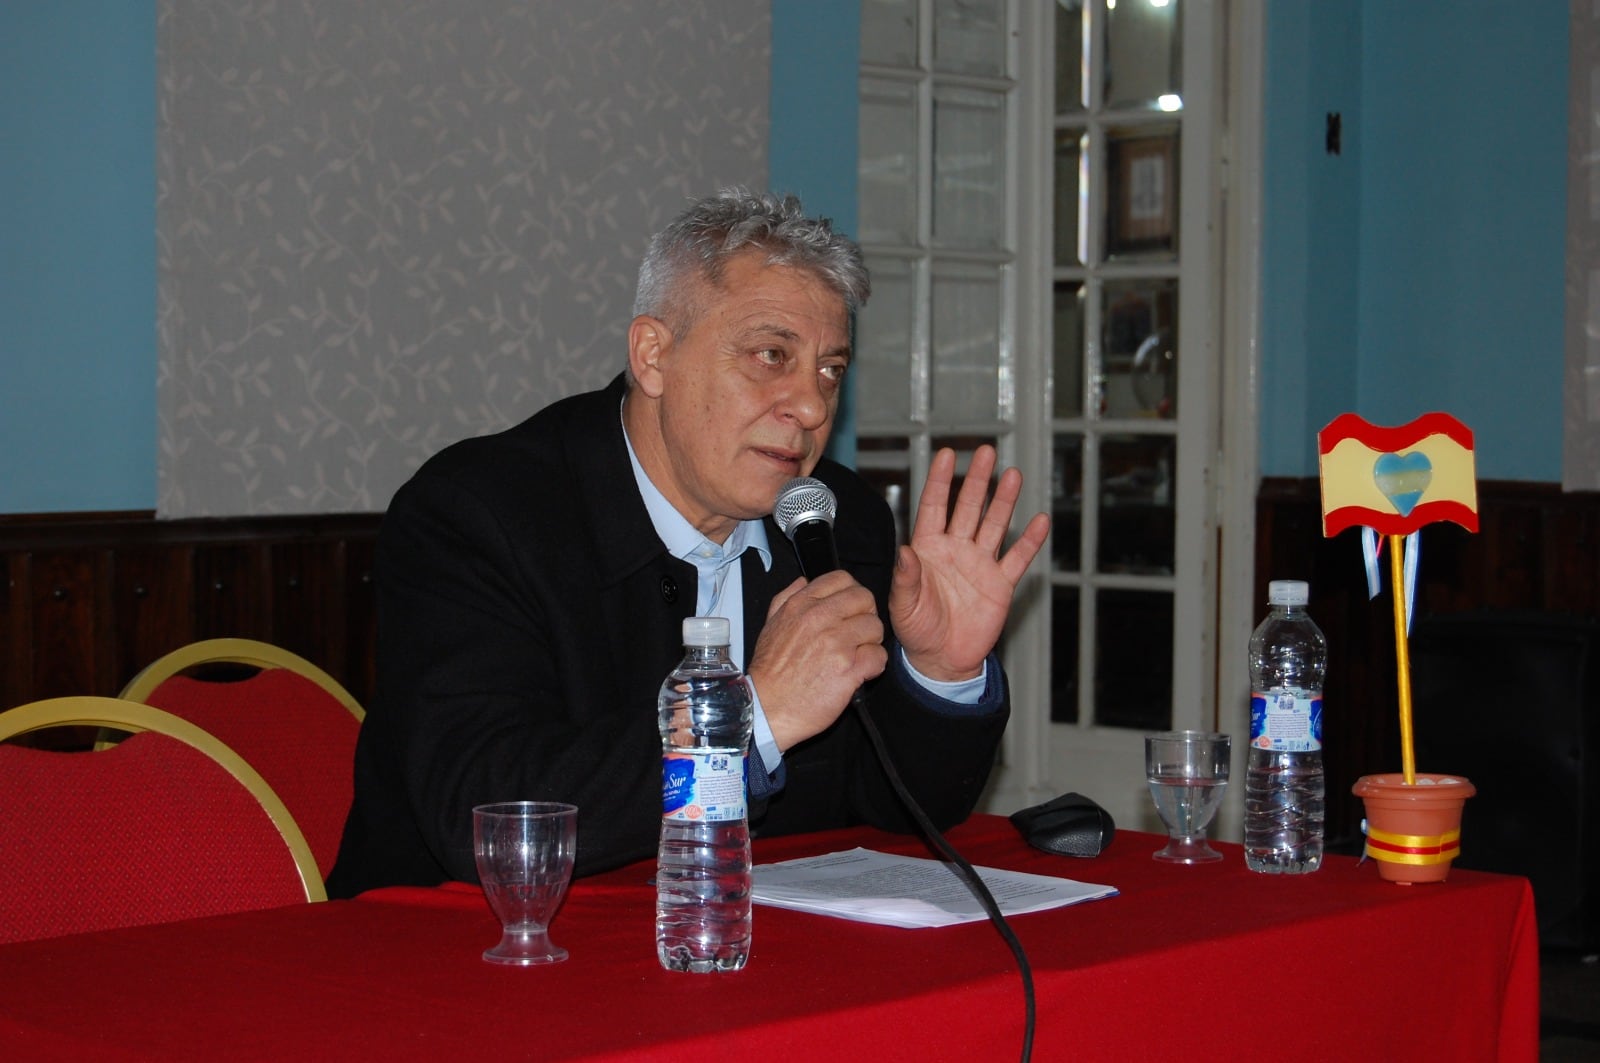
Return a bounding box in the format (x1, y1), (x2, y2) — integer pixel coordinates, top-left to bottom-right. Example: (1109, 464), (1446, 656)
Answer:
(0, 814), (1537, 1062)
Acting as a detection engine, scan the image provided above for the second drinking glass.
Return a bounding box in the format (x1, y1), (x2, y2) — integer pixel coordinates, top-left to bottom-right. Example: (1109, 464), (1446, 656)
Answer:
(1144, 731), (1231, 863)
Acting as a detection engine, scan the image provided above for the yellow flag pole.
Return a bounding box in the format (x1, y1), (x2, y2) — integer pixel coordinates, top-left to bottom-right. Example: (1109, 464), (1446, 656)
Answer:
(1388, 533), (1416, 784)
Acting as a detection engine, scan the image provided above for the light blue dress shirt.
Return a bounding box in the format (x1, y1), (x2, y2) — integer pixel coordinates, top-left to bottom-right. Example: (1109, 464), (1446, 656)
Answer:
(621, 423), (988, 782)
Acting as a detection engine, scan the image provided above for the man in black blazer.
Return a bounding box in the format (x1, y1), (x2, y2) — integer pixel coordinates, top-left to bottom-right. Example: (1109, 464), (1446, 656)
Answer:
(327, 190), (1050, 896)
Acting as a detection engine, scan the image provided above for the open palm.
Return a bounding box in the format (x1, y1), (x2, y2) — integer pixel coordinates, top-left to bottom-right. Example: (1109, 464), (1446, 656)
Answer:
(889, 446), (1051, 682)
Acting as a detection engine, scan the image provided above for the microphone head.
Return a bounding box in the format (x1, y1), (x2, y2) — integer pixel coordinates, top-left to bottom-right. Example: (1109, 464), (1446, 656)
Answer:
(774, 476), (837, 538)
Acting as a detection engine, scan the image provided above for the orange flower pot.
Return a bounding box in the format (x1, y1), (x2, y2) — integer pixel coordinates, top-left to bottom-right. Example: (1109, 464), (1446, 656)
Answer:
(1351, 773), (1476, 884)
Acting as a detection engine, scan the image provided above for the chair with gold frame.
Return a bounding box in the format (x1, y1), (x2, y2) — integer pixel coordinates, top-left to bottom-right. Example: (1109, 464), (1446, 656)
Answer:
(0, 696), (325, 946)
(117, 638), (365, 879)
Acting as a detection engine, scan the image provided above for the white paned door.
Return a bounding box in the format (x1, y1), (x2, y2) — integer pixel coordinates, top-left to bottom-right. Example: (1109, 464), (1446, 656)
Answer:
(857, 0), (1262, 839)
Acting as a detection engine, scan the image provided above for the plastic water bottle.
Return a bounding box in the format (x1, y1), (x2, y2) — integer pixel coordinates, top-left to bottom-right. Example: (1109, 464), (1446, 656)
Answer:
(1245, 579), (1327, 873)
(655, 616), (754, 972)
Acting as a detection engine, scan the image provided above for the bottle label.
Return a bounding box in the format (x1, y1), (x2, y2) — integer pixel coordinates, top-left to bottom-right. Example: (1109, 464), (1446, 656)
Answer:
(1250, 690), (1323, 752)
(661, 751), (748, 823)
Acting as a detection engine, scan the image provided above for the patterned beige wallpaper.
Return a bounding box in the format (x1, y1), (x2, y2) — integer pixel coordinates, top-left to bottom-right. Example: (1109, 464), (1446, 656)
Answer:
(157, 0), (768, 516)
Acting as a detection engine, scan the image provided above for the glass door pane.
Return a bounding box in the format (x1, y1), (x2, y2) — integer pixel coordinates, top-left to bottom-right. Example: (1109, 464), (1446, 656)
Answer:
(1052, 130), (1086, 267)
(1105, 127), (1180, 261)
(933, 87), (1006, 249)
(1093, 589), (1173, 729)
(1101, 279), (1178, 420)
(862, 0), (918, 66)
(1053, 0), (1086, 113)
(1103, 0), (1182, 110)
(1050, 434), (1083, 573)
(1098, 434), (1175, 575)
(859, 79), (919, 246)
(933, 0), (1006, 75)
(855, 255), (916, 424)
(1051, 281), (1085, 418)
(931, 262), (1003, 421)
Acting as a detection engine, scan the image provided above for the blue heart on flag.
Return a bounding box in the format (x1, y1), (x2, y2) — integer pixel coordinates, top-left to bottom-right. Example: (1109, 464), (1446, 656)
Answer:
(1373, 451), (1432, 516)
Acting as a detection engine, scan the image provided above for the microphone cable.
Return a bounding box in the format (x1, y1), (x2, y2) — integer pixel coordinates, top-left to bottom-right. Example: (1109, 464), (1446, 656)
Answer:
(774, 474), (1034, 1063)
(852, 690), (1035, 1063)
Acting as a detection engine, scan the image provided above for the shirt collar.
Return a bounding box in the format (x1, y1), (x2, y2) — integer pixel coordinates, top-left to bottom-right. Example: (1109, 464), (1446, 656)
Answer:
(622, 410), (772, 571)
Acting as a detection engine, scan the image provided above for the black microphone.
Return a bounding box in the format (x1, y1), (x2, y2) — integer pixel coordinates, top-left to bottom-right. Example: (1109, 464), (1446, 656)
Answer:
(773, 476), (839, 578)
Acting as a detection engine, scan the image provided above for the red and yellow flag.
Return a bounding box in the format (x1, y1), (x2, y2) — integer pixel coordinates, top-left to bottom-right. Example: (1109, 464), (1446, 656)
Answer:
(1317, 412), (1478, 538)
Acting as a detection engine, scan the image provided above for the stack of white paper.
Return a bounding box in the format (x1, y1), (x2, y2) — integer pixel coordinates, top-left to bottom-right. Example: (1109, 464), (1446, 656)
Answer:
(750, 847), (1118, 929)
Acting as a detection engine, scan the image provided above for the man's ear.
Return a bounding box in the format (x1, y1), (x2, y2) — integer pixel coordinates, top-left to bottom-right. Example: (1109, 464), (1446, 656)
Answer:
(627, 316), (671, 399)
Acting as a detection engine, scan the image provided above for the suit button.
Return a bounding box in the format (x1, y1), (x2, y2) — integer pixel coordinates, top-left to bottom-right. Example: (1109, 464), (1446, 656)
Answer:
(660, 576), (679, 603)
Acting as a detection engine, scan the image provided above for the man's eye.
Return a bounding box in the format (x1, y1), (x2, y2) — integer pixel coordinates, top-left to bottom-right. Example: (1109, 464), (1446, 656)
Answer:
(755, 348), (784, 366)
(820, 363), (847, 384)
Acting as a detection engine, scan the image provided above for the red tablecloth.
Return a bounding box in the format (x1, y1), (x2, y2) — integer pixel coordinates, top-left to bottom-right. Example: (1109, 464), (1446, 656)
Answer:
(0, 815), (1537, 1062)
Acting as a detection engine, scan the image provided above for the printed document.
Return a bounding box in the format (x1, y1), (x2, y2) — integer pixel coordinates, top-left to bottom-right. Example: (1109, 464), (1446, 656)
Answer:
(751, 847), (1117, 929)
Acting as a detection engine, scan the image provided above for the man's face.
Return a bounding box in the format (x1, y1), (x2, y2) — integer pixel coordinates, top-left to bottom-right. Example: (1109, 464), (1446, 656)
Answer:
(628, 250), (852, 542)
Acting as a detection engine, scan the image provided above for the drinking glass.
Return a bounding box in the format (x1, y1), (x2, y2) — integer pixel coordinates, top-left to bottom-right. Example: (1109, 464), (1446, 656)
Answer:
(473, 801), (577, 965)
(1144, 731), (1230, 863)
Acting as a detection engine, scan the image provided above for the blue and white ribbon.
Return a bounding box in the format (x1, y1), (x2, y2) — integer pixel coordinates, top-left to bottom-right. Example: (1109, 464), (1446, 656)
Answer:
(1360, 527), (1420, 634)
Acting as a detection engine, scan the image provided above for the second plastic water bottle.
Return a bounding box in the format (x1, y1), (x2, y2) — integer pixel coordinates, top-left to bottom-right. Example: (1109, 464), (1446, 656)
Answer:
(1245, 579), (1327, 873)
(655, 616), (754, 972)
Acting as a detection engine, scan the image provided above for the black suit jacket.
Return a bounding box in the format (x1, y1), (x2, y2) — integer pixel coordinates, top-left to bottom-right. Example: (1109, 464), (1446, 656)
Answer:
(327, 375), (1008, 896)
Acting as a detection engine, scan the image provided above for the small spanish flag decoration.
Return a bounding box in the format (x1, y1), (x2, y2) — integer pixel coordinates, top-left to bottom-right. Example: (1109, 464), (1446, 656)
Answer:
(1318, 412), (1478, 538)
(1317, 412), (1480, 786)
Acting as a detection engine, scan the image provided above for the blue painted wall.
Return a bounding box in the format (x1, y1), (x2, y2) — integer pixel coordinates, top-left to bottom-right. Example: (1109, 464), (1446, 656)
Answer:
(769, 0), (860, 281)
(1355, 2), (1567, 481)
(770, 0), (861, 466)
(0, 1), (1572, 513)
(1260, 3), (1362, 478)
(0, 3), (156, 512)
(1261, 1), (1568, 479)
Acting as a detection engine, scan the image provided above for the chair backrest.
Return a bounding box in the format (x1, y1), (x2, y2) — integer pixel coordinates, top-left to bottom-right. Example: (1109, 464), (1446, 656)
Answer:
(120, 638), (365, 721)
(0, 697), (325, 946)
(118, 640), (364, 880)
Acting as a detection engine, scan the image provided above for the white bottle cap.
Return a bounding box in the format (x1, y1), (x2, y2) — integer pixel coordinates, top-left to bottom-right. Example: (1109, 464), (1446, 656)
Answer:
(682, 616), (731, 647)
(1268, 580), (1309, 606)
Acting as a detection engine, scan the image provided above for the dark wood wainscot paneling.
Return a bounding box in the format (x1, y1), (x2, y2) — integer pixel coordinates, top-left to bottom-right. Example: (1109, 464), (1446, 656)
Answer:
(0, 512), (382, 712)
(1254, 479), (1600, 851)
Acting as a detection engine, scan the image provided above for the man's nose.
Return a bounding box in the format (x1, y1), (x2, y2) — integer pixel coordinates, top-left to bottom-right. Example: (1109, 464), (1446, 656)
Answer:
(781, 369), (829, 431)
